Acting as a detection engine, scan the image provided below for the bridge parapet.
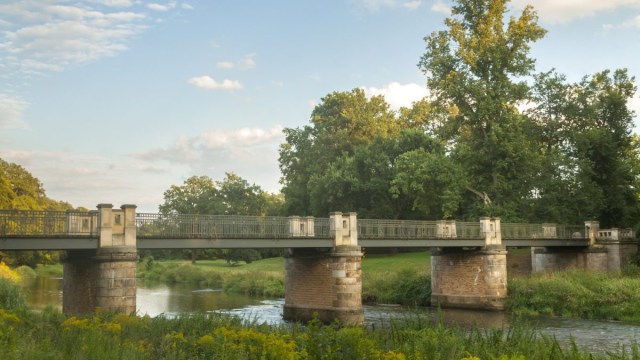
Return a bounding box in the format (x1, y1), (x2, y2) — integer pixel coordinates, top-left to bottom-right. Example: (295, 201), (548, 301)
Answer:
(0, 209), (98, 238)
(597, 228), (635, 241)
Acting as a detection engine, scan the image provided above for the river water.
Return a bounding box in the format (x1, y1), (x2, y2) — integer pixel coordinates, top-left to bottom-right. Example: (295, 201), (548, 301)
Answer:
(23, 275), (640, 354)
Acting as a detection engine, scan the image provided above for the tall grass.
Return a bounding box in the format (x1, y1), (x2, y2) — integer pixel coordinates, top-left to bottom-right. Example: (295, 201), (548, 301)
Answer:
(508, 268), (640, 323)
(0, 277), (27, 311)
(0, 305), (637, 359)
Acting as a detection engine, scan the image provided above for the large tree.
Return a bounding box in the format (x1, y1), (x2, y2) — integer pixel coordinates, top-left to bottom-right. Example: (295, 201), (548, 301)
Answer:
(418, 0), (546, 219)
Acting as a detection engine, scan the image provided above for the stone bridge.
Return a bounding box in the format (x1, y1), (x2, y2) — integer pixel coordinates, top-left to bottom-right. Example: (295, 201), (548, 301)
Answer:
(0, 204), (637, 324)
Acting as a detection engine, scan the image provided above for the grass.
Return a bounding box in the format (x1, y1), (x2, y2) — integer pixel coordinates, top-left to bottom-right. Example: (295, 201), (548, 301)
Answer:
(507, 266), (640, 323)
(0, 305), (637, 359)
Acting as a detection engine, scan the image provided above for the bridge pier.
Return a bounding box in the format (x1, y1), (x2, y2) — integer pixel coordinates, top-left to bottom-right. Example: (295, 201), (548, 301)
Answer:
(532, 222), (638, 273)
(283, 212), (364, 324)
(62, 204), (137, 315)
(431, 218), (508, 310)
(63, 247), (137, 315)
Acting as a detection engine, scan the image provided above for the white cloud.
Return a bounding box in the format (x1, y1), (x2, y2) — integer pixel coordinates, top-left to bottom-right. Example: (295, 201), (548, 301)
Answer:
(188, 76), (243, 90)
(358, 0), (398, 11)
(136, 125), (285, 193)
(629, 94), (640, 118)
(403, 1), (422, 11)
(216, 61), (235, 69)
(89, 0), (134, 7)
(147, 2), (177, 12)
(181, 3), (194, 10)
(0, 1), (148, 73)
(510, 0), (640, 24)
(431, 0), (450, 14)
(362, 82), (429, 110)
(216, 54), (256, 70)
(0, 94), (28, 129)
(0, 149), (170, 211)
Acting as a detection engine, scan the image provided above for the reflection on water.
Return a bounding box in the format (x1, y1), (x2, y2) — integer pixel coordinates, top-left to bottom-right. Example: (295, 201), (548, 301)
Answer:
(22, 275), (640, 354)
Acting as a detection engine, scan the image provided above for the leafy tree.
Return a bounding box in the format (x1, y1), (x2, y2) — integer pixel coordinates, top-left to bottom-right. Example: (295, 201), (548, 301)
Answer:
(0, 158), (72, 266)
(158, 173), (283, 263)
(279, 89), (401, 216)
(568, 70), (640, 228)
(418, 0), (546, 219)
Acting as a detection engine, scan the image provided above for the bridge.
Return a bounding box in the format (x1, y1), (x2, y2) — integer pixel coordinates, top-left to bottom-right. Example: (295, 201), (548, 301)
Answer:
(0, 204), (637, 324)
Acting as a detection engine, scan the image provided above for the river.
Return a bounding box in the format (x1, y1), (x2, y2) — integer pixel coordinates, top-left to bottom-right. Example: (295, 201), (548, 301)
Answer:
(22, 275), (640, 354)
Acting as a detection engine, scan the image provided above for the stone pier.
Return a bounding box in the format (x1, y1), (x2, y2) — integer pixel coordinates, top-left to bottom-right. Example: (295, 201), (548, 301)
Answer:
(62, 204), (137, 315)
(283, 212), (364, 324)
(431, 218), (508, 310)
(532, 221), (637, 273)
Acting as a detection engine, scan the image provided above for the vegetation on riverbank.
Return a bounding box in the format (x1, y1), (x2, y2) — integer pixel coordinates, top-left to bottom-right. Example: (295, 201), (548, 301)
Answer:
(0, 285), (637, 360)
(507, 265), (640, 323)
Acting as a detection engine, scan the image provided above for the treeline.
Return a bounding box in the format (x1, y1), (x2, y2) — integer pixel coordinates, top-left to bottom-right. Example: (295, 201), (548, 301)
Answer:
(279, 1), (640, 229)
(0, 159), (74, 267)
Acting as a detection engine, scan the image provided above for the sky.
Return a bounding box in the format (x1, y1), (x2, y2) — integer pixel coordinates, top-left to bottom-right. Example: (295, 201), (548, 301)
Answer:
(1, 0), (640, 213)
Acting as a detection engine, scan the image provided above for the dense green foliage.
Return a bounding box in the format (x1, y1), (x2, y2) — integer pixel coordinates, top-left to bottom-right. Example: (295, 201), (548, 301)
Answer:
(278, 0), (640, 228)
(0, 278), (27, 311)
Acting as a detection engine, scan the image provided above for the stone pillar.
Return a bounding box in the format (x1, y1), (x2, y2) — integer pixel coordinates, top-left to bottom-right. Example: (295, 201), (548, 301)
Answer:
(62, 204), (138, 315)
(283, 212), (363, 324)
(431, 218), (507, 310)
(531, 247), (608, 273)
(585, 220), (600, 247)
(597, 228), (638, 272)
(431, 247), (507, 310)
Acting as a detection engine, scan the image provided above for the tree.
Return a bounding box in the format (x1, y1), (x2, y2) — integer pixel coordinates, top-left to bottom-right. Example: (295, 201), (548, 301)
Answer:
(0, 158), (72, 267)
(568, 70), (640, 228)
(418, 0), (546, 219)
(158, 173), (282, 264)
(279, 89), (401, 216)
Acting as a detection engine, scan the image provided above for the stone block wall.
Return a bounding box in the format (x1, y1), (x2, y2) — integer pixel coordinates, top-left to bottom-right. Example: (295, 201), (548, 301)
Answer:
(284, 246), (363, 324)
(431, 247), (507, 310)
(532, 247), (608, 273)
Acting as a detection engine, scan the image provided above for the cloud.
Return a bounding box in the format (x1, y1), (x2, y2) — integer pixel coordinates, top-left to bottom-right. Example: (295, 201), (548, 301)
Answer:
(510, 0), (640, 24)
(630, 94), (640, 118)
(403, 1), (422, 11)
(89, 0), (134, 7)
(361, 82), (429, 110)
(181, 3), (194, 10)
(357, 0), (426, 11)
(431, 0), (450, 14)
(136, 125), (285, 193)
(0, 94), (28, 129)
(216, 54), (256, 70)
(188, 76), (243, 90)
(0, 1), (149, 74)
(147, 2), (177, 12)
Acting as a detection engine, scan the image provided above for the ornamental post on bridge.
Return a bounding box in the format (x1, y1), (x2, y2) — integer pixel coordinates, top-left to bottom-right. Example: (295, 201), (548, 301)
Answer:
(62, 204), (138, 316)
(283, 212), (364, 325)
(430, 217), (508, 311)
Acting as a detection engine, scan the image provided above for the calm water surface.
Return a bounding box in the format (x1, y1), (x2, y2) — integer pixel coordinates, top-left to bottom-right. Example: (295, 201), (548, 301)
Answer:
(23, 275), (640, 354)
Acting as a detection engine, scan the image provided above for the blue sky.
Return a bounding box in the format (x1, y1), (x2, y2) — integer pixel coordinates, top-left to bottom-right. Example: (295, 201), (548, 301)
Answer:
(1, 0), (639, 212)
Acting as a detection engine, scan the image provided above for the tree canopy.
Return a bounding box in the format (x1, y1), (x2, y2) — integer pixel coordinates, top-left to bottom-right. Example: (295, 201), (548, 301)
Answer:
(278, 0), (640, 228)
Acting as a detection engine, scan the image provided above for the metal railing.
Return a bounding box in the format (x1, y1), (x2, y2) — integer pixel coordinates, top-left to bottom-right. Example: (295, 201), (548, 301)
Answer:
(501, 223), (585, 240)
(455, 222), (483, 239)
(0, 210), (97, 237)
(358, 219), (438, 239)
(136, 213), (332, 239)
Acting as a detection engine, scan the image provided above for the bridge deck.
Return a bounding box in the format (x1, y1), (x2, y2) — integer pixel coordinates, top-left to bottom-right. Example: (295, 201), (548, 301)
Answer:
(0, 210), (590, 250)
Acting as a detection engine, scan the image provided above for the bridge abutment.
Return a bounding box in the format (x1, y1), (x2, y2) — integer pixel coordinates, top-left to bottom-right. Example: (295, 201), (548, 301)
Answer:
(62, 204), (137, 315)
(283, 212), (364, 324)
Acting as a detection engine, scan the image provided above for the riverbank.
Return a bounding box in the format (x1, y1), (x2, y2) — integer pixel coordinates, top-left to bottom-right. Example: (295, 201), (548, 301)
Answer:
(0, 278), (638, 360)
(33, 252), (640, 324)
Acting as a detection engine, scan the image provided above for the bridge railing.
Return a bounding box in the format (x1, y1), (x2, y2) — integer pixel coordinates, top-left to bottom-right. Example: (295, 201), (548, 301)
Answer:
(0, 210), (97, 237)
(136, 213), (332, 239)
(501, 223), (585, 239)
(358, 219), (483, 239)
